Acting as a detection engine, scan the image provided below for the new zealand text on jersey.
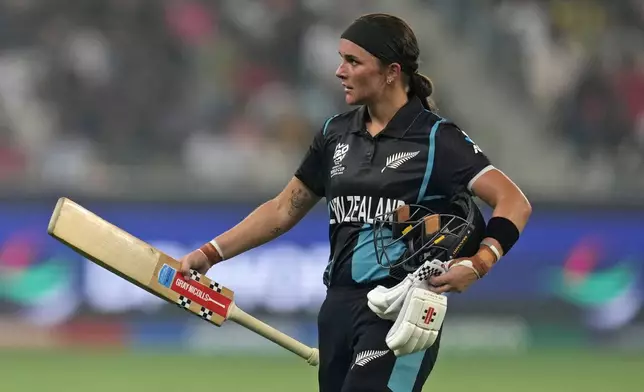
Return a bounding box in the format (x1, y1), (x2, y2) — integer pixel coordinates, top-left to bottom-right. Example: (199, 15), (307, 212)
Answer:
(328, 196), (405, 224)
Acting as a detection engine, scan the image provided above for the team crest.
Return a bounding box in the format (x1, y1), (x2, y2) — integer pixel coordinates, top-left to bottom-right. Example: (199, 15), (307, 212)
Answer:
(331, 143), (349, 177)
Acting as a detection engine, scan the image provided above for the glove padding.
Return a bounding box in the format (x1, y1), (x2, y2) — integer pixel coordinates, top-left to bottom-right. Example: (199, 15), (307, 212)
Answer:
(385, 287), (447, 356)
(367, 259), (447, 320)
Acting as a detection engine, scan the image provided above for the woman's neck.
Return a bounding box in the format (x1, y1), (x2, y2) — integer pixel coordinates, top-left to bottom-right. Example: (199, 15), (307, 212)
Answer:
(366, 90), (409, 136)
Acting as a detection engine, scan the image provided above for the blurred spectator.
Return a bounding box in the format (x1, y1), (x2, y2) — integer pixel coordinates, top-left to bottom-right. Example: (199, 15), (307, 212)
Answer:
(615, 54), (644, 140)
(559, 60), (628, 162)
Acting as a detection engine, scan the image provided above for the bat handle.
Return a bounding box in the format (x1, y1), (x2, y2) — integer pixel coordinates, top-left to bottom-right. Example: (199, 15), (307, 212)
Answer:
(228, 303), (319, 366)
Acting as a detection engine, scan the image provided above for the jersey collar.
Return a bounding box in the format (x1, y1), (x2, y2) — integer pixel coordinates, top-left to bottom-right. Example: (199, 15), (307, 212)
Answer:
(350, 95), (425, 138)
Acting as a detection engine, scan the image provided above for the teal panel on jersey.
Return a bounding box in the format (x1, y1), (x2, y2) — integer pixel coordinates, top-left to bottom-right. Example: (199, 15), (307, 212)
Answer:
(387, 350), (425, 392)
(351, 224), (406, 283)
(417, 118), (445, 203)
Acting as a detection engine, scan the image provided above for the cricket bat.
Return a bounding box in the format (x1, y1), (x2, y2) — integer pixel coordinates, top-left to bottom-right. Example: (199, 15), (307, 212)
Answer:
(47, 197), (319, 366)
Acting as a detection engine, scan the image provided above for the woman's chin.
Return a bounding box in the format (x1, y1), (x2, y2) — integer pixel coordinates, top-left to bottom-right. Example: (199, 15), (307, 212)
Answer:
(344, 93), (361, 106)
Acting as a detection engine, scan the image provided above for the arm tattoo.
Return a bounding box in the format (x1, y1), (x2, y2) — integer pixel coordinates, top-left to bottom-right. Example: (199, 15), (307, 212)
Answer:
(288, 187), (311, 217)
(271, 227), (284, 236)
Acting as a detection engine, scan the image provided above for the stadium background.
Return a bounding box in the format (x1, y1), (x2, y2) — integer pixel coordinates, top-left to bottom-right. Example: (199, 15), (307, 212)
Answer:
(1, 0), (643, 391)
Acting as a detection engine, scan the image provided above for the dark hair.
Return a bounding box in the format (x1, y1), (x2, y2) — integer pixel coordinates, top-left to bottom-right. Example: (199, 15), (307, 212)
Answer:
(353, 13), (437, 112)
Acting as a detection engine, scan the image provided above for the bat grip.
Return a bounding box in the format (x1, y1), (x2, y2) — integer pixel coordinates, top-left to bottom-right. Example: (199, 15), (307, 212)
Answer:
(228, 304), (319, 366)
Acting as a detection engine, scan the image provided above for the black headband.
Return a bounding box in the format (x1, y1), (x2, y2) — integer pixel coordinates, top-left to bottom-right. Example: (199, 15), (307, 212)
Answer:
(341, 19), (417, 75)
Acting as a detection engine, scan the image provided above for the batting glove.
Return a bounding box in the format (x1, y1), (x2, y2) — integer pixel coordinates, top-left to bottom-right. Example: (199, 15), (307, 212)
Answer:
(367, 259), (448, 320)
(385, 287), (447, 356)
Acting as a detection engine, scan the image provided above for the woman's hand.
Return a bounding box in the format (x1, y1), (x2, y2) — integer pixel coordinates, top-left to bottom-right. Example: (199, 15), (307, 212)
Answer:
(427, 255), (487, 294)
(178, 249), (213, 279)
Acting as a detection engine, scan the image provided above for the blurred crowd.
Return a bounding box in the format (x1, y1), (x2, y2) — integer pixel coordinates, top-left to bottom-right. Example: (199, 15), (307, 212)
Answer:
(0, 0), (367, 191)
(0, 0), (642, 197)
(434, 0), (644, 170)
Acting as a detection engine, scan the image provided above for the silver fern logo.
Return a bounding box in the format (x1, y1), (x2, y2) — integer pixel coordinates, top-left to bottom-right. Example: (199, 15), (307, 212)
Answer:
(381, 151), (420, 173)
(352, 350), (389, 368)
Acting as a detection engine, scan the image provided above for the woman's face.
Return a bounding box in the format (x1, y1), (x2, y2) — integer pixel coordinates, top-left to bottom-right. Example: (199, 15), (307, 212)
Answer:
(336, 39), (388, 106)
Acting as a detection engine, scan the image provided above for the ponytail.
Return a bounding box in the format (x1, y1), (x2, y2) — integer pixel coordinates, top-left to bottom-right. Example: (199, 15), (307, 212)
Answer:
(410, 72), (438, 112)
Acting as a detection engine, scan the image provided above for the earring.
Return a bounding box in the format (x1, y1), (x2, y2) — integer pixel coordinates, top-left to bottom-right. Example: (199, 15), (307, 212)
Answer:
(387, 78), (392, 85)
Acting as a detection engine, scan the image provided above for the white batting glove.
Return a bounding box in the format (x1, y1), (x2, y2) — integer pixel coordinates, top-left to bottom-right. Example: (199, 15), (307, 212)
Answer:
(385, 287), (447, 356)
(367, 275), (415, 320)
(367, 259), (448, 320)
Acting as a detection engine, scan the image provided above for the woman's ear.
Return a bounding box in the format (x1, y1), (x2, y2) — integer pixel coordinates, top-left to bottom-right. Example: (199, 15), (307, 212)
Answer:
(386, 63), (402, 84)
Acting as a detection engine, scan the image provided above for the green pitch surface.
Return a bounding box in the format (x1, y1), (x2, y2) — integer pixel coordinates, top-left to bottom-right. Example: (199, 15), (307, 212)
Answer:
(1, 349), (642, 392)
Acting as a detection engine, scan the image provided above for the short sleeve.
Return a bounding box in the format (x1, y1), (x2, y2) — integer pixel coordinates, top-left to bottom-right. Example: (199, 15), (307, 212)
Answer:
(294, 128), (327, 197)
(432, 124), (493, 196)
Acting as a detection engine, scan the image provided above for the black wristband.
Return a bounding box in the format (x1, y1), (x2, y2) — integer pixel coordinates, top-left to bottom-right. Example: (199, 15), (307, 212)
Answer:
(484, 217), (520, 254)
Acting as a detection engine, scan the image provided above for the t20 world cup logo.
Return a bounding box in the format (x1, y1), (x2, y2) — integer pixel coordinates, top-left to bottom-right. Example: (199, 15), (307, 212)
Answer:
(331, 143), (349, 178)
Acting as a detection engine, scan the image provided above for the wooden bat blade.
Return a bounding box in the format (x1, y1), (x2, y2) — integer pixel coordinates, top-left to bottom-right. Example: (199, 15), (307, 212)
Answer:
(47, 197), (320, 366)
(47, 197), (234, 326)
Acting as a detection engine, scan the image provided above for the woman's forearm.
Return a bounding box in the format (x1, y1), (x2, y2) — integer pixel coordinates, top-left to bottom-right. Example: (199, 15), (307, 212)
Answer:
(217, 198), (297, 260)
(210, 178), (320, 262)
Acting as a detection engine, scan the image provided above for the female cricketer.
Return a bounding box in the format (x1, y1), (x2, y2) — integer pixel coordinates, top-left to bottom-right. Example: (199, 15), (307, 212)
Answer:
(179, 13), (532, 392)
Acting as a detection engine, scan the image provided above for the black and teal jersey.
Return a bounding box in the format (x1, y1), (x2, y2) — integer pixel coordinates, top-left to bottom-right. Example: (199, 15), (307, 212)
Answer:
(295, 96), (493, 288)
